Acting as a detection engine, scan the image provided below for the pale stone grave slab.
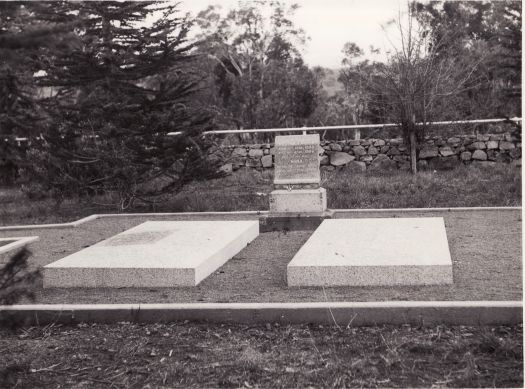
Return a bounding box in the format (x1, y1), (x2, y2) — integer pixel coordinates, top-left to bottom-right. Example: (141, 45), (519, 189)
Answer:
(287, 217), (453, 286)
(44, 221), (259, 288)
(270, 134), (327, 214)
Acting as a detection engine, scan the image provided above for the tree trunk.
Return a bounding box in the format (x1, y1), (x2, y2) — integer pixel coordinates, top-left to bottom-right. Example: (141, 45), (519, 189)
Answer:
(410, 130), (417, 174)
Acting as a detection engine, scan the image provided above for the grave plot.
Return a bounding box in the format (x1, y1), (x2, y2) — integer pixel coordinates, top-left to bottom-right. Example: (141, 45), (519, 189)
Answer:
(43, 220), (259, 288)
(287, 217), (453, 287)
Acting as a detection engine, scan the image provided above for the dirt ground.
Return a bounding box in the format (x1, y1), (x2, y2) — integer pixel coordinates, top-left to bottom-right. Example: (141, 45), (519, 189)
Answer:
(0, 209), (520, 304)
(0, 322), (522, 388)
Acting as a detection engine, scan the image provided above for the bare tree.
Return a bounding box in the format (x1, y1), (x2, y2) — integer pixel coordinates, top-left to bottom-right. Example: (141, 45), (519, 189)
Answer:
(370, 4), (484, 173)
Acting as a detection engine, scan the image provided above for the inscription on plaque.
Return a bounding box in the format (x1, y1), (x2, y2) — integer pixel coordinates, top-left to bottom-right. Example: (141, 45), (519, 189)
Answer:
(274, 134), (320, 185)
(104, 231), (173, 246)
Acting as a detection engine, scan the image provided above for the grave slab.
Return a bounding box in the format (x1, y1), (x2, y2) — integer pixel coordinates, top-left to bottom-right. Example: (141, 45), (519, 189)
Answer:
(44, 221), (259, 288)
(269, 188), (327, 213)
(287, 217), (453, 287)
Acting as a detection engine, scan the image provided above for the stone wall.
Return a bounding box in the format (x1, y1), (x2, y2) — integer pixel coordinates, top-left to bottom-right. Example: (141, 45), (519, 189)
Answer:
(219, 133), (521, 172)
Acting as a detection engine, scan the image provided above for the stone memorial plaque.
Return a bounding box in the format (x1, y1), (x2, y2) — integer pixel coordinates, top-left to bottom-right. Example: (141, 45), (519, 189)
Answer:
(274, 134), (320, 185)
(104, 231), (173, 246)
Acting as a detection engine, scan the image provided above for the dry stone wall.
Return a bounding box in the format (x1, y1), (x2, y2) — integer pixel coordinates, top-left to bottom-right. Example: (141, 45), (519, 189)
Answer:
(219, 133), (521, 173)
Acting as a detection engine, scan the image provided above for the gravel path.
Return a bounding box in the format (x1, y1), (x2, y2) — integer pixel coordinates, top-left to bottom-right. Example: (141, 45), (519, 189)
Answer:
(0, 209), (521, 303)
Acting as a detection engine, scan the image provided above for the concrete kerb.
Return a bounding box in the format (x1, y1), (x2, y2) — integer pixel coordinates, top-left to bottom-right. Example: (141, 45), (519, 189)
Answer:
(0, 207), (520, 231)
(0, 236), (39, 255)
(0, 211), (268, 231)
(0, 301), (521, 327)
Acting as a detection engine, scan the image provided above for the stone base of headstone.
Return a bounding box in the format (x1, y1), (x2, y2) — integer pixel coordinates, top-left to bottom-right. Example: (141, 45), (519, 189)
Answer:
(269, 188), (327, 214)
(43, 221), (259, 288)
(259, 210), (335, 232)
(287, 217), (453, 286)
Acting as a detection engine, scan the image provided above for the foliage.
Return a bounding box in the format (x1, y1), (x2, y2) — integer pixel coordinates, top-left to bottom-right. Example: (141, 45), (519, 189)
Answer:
(413, 1), (521, 118)
(0, 248), (39, 305)
(21, 1), (223, 208)
(193, 1), (321, 139)
(0, 2), (77, 185)
(339, 6), (488, 172)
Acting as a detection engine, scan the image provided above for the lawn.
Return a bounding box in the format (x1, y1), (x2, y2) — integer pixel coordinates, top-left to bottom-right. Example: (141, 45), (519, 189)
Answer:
(0, 322), (522, 388)
(0, 163), (521, 226)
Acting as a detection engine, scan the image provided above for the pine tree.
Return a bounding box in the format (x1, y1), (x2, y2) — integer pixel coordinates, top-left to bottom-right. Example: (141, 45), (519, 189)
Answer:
(27, 1), (222, 208)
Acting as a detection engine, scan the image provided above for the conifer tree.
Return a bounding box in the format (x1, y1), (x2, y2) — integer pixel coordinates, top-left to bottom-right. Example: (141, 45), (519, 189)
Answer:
(27, 1), (221, 208)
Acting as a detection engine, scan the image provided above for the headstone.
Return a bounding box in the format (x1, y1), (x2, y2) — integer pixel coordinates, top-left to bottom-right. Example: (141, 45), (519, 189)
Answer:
(43, 221), (259, 288)
(274, 134), (320, 185)
(287, 217), (453, 286)
(269, 134), (326, 214)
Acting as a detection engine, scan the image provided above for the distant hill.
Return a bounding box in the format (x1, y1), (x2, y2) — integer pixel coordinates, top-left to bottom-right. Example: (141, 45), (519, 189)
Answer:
(318, 67), (344, 97)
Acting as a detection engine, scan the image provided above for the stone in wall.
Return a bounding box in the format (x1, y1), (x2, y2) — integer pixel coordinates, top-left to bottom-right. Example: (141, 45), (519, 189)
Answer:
(387, 147), (400, 156)
(510, 148), (521, 159)
(245, 158), (261, 168)
(419, 147), (439, 159)
(330, 152), (355, 166)
(486, 140), (499, 149)
(447, 137), (461, 145)
(468, 141), (486, 150)
(500, 141), (516, 150)
(232, 147), (247, 157)
(368, 145), (379, 155)
(261, 154), (273, 168)
(439, 146), (455, 157)
(352, 145), (366, 156)
(248, 148), (264, 158)
(472, 150), (488, 161)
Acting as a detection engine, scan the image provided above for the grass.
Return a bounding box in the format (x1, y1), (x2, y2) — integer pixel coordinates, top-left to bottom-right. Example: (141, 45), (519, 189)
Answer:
(0, 163), (521, 225)
(0, 322), (522, 388)
(324, 164), (521, 209)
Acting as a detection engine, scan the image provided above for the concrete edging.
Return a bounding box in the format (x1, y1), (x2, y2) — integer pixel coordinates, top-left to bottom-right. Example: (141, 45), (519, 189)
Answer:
(332, 206), (521, 213)
(0, 236), (39, 255)
(0, 211), (268, 231)
(0, 301), (521, 326)
(0, 207), (520, 231)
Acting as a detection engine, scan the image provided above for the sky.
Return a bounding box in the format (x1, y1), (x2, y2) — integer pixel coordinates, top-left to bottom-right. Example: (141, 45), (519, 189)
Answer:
(177, 0), (409, 68)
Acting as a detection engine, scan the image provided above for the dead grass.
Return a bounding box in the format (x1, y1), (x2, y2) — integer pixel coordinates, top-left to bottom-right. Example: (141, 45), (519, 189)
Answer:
(0, 164), (521, 226)
(324, 164), (521, 209)
(0, 322), (521, 388)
